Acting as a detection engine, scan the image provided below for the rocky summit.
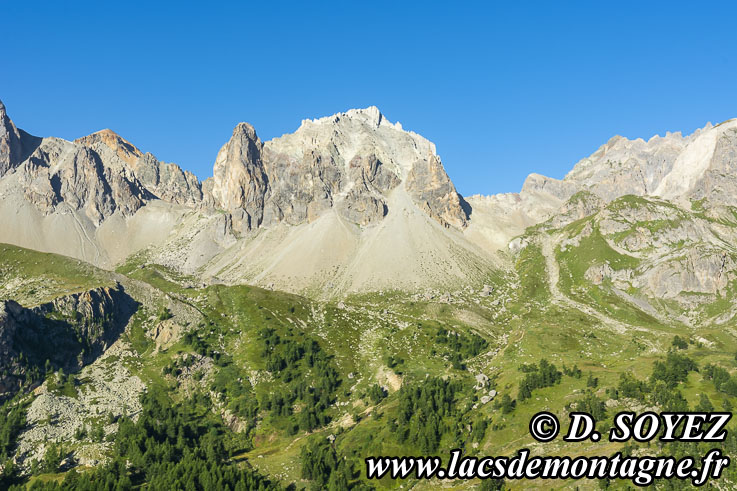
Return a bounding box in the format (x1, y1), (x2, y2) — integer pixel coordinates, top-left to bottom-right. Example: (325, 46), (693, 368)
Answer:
(0, 102), (483, 294)
(2, 99), (737, 489)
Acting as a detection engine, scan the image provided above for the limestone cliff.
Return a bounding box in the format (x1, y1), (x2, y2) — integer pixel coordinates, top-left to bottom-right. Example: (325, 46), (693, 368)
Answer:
(210, 106), (468, 231)
(209, 122), (268, 231)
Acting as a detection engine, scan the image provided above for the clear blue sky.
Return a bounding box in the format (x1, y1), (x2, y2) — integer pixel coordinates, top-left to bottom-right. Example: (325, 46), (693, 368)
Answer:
(3, 1), (736, 196)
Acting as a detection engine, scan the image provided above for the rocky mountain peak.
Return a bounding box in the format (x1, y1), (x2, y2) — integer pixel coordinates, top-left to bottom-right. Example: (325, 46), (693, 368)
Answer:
(75, 129), (143, 166)
(299, 106), (391, 130)
(232, 121), (259, 141)
(0, 99), (23, 178)
(209, 121), (268, 230)
(74, 128), (203, 207)
(653, 118), (737, 203)
(203, 108), (468, 231)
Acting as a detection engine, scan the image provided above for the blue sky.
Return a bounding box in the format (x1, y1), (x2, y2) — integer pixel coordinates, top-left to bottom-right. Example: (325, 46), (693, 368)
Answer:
(3, 1), (736, 196)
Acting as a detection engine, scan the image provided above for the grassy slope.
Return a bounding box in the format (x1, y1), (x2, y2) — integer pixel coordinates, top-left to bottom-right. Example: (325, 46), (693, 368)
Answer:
(114, 259), (737, 490)
(6, 195), (737, 491)
(0, 243), (112, 305)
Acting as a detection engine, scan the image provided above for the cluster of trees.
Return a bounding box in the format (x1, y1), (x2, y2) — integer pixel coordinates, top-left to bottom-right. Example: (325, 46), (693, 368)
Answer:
(0, 403), (25, 458)
(571, 390), (606, 420)
(613, 372), (649, 400)
(0, 398), (26, 488)
(162, 354), (198, 377)
(257, 327), (342, 432)
(606, 352), (699, 412)
(156, 306), (173, 321)
(703, 363), (737, 396)
(367, 384), (387, 404)
(672, 335), (688, 350)
(210, 363), (260, 431)
(517, 359), (562, 401)
(73, 422), (107, 443)
(182, 328), (229, 366)
(470, 418), (489, 443)
(479, 477), (505, 490)
(395, 377), (464, 453)
(40, 442), (66, 474)
(432, 327), (488, 370)
(499, 393), (515, 414)
(385, 355), (404, 370)
(650, 352), (698, 388)
(300, 436), (355, 490)
(13, 392), (278, 490)
(191, 322), (343, 436)
(47, 369), (77, 398)
(562, 364), (583, 378)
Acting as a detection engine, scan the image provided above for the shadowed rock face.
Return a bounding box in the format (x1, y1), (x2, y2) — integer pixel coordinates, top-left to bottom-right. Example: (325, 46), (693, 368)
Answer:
(0, 100), (22, 177)
(0, 284), (138, 400)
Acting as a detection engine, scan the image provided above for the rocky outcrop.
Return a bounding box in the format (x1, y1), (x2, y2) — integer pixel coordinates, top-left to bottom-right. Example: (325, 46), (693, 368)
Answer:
(2, 101), (473, 253)
(0, 99), (22, 177)
(521, 173), (577, 202)
(548, 191), (605, 228)
(336, 154), (399, 225)
(552, 119), (737, 208)
(552, 192), (737, 326)
(563, 132), (687, 201)
(18, 138), (148, 225)
(209, 107), (467, 230)
(405, 154), (468, 229)
(16, 342), (145, 470)
(677, 123), (737, 205)
(132, 153), (203, 206)
(494, 119), (737, 240)
(210, 123), (269, 231)
(261, 146), (341, 226)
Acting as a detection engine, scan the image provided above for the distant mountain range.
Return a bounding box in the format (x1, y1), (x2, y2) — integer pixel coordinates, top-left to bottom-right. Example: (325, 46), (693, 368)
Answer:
(2, 98), (737, 314)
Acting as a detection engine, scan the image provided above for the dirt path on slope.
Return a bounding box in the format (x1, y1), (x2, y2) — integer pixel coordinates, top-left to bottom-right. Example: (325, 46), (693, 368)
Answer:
(539, 233), (640, 338)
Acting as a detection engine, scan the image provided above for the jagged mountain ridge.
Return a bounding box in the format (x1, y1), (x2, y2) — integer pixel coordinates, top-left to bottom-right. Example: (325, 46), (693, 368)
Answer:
(4, 100), (471, 231)
(1, 97), (737, 298)
(465, 118), (737, 250)
(0, 101), (486, 294)
(518, 118), (737, 206)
